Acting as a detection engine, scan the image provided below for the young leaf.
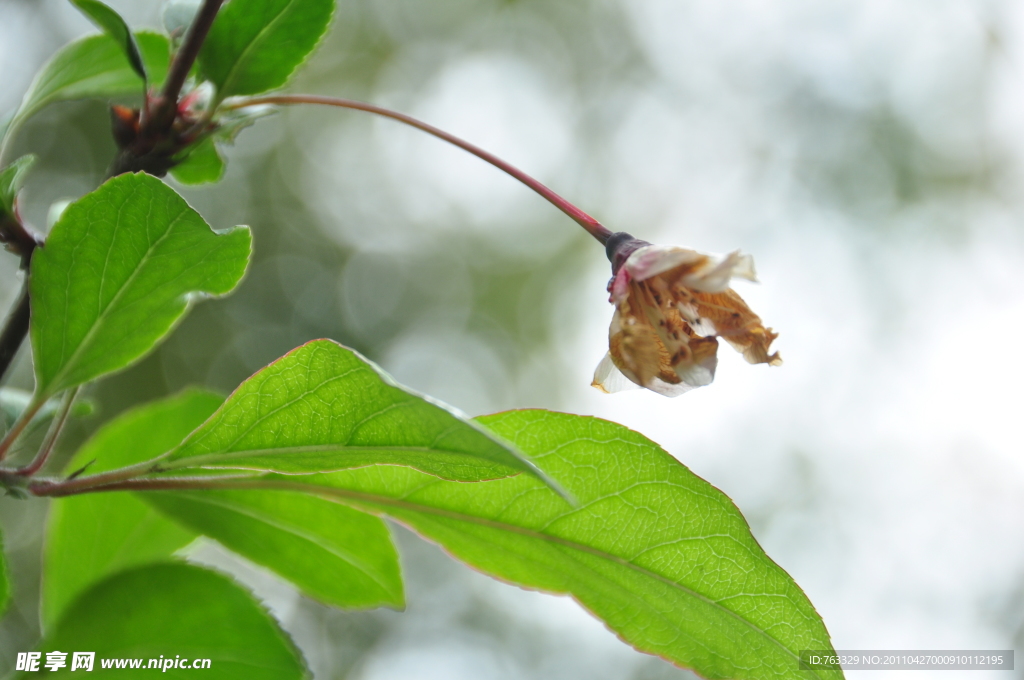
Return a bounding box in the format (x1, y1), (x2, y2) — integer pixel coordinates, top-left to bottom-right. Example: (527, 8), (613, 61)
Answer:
(10, 32), (170, 129)
(31, 563), (307, 678)
(144, 489), (404, 610)
(199, 0), (335, 99)
(0, 527), (9, 617)
(169, 137), (225, 185)
(0, 154), (37, 217)
(275, 410), (843, 680)
(30, 172), (251, 398)
(160, 339), (549, 484)
(69, 0), (148, 82)
(42, 389), (222, 628)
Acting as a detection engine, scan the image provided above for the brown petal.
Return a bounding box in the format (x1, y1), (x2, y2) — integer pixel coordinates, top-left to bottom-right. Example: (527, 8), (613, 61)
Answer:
(691, 288), (782, 365)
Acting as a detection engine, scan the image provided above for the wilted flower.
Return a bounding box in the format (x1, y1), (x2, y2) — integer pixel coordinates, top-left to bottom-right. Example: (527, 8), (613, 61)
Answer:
(593, 232), (781, 397)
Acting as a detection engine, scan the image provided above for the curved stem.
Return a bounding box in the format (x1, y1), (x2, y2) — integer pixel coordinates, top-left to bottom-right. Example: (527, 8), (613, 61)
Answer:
(15, 387), (77, 476)
(229, 95), (613, 245)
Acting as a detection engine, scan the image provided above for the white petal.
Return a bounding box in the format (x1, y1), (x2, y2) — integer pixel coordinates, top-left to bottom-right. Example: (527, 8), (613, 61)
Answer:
(729, 252), (758, 282)
(591, 352), (641, 393)
(624, 245), (705, 282)
(624, 245), (759, 292)
(643, 377), (700, 397)
(674, 352), (717, 388)
(682, 251), (758, 292)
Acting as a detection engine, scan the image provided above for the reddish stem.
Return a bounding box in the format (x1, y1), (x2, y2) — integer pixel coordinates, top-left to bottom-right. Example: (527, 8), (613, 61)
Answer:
(230, 95), (613, 245)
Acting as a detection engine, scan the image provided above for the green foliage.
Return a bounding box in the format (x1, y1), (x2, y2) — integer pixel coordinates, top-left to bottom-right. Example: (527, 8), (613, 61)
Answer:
(161, 339), (548, 483)
(0, 528), (9, 617)
(69, 0), (148, 82)
(145, 489), (404, 609)
(47, 388), (404, 619)
(30, 172), (251, 398)
(42, 389), (221, 628)
(8, 32), (169, 131)
(27, 563), (307, 678)
(0, 154), (36, 218)
(199, 0), (335, 99)
(276, 410), (841, 680)
(170, 137), (226, 185)
(0, 1), (842, 675)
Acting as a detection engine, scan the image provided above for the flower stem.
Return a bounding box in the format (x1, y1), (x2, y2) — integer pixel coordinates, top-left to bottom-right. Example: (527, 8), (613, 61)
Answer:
(228, 95), (614, 245)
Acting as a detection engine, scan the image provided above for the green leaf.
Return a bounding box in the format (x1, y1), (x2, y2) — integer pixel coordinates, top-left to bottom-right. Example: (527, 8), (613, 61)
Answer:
(30, 172), (251, 397)
(160, 339), (549, 484)
(169, 137), (225, 185)
(199, 0), (335, 99)
(0, 527), (10, 617)
(42, 389), (222, 628)
(47, 388), (403, 616)
(0, 154), (36, 217)
(144, 489), (404, 610)
(69, 0), (148, 82)
(28, 563), (307, 678)
(276, 410), (842, 680)
(11, 32), (170, 129)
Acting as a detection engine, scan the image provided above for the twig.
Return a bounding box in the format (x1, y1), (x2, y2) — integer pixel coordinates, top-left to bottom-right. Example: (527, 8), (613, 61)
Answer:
(0, 279), (30, 384)
(146, 0), (225, 131)
(229, 95), (614, 245)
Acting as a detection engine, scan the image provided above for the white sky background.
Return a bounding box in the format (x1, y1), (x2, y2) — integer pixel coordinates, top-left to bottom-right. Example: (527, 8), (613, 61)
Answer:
(2, 0), (1023, 678)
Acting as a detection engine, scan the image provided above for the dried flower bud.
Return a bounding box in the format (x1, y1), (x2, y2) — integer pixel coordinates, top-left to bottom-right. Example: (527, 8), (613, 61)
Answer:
(593, 242), (781, 397)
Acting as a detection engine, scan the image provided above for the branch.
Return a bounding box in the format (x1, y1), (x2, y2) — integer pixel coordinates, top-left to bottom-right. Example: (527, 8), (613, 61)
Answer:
(0, 211), (40, 384)
(0, 279), (30, 384)
(147, 0), (225, 131)
(229, 95), (614, 245)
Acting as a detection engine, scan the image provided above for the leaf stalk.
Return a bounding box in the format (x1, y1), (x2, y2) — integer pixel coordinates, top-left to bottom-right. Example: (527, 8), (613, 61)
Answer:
(14, 387), (79, 476)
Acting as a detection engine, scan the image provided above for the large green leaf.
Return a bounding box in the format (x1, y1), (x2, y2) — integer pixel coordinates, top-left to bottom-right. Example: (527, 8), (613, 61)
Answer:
(10, 32), (170, 129)
(42, 389), (221, 629)
(144, 489), (404, 610)
(69, 0), (148, 81)
(160, 339), (549, 484)
(30, 172), (251, 397)
(26, 563), (307, 678)
(199, 0), (335, 99)
(0, 527), (9, 617)
(273, 410), (842, 680)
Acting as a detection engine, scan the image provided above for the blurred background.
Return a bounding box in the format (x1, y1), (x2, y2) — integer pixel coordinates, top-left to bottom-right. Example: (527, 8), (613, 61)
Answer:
(2, 0), (1023, 678)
